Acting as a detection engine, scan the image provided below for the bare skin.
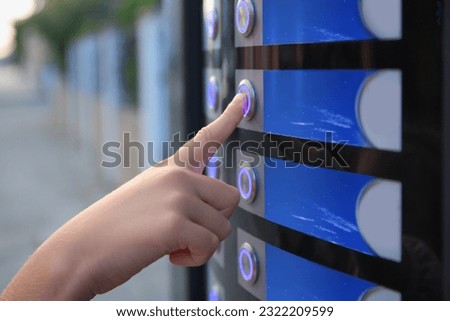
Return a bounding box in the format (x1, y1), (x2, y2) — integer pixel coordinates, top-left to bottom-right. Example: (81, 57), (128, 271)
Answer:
(0, 94), (245, 301)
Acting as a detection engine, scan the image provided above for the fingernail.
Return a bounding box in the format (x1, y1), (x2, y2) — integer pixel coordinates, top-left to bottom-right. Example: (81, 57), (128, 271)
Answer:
(234, 92), (245, 101)
(235, 93), (247, 107)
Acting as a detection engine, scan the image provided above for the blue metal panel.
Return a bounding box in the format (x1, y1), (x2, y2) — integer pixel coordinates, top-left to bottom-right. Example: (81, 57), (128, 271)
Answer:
(264, 70), (375, 147)
(266, 244), (374, 300)
(263, 0), (373, 45)
(265, 158), (376, 255)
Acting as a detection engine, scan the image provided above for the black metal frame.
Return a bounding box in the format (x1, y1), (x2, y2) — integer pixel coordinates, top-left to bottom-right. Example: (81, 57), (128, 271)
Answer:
(441, 0), (450, 300)
(182, 0), (207, 301)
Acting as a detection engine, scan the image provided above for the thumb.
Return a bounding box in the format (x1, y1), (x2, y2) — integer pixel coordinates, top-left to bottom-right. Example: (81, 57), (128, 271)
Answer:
(175, 93), (245, 174)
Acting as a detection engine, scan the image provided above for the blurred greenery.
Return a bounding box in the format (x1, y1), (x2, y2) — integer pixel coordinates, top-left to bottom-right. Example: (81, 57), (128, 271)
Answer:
(116, 0), (159, 28)
(15, 0), (158, 105)
(122, 33), (138, 105)
(16, 0), (111, 69)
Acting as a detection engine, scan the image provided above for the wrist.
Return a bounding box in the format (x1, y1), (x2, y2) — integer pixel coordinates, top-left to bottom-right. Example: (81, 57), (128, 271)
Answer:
(44, 237), (96, 300)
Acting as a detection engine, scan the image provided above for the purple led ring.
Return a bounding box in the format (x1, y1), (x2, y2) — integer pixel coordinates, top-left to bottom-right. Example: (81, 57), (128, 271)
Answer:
(208, 289), (220, 301)
(206, 8), (219, 39)
(206, 155), (221, 179)
(208, 284), (223, 301)
(238, 79), (256, 120)
(236, 0), (255, 37)
(238, 84), (251, 117)
(207, 76), (219, 111)
(238, 167), (252, 199)
(238, 243), (258, 284)
(239, 248), (254, 281)
(237, 161), (257, 203)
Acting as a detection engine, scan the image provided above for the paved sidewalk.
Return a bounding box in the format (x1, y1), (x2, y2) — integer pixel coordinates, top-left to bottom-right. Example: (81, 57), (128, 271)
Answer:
(0, 65), (170, 300)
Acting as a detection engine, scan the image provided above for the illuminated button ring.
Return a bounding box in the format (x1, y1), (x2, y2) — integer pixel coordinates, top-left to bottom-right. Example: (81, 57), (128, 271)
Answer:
(206, 8), (219, 40)
(206, 155), (221, 180)
(208, 283), (224, 301)
(238, 242), (259, 285)
(207, 76), (220, 111)
(236, 0), (256, 37)
(237, 161), (257, 203)
(237, 79), (256, 120)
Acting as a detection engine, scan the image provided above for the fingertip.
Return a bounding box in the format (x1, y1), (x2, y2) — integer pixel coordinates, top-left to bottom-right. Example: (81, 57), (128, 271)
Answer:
(233, 92), (246, 103)
(225, 93), (246, 122)
(181, 93), (245, 170)
(232, 186), (241, 206)
(199, 93), (245, 145)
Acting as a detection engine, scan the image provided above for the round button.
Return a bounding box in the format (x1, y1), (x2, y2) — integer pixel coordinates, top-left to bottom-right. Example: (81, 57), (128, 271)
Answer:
(205, 155), (221, 179)
(208, 284), (224, 301)
(238, 242), (258, 284)
(237, 79), (256, 120)
(237, 161), (257, 203)
(207, 76), (220, 111)
(236, 0), (256, 37)
(206, 8), (219, 39)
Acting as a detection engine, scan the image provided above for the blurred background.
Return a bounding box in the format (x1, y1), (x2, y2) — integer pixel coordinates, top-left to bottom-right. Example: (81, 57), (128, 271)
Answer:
(0, 0), (204, 300)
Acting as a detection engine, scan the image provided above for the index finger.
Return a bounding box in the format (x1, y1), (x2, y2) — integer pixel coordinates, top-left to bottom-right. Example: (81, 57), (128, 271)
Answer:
(195, 174), (240, 213)
(176, 93), (245, 173)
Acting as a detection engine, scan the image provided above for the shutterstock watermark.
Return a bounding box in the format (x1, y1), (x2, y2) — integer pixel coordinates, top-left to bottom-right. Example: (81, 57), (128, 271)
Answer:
(101, 132), (349, 169)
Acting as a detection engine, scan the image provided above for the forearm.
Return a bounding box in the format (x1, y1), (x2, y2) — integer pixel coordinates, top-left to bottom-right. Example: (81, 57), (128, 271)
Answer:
(1, 224), (96, 301)
(0, 184), (166, 301)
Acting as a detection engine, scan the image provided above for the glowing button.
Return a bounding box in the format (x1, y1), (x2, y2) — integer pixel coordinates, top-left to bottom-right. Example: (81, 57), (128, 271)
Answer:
(206, 155), (221, 179)
(238, 242), (258, 284)
(207, 76), (220, 111)
(236, 0), (256, 37)
(237, 79), (256, 120)
(206, 8), (219, 40)
(208, 284), (224, 301)
(237, 161), (257, 203)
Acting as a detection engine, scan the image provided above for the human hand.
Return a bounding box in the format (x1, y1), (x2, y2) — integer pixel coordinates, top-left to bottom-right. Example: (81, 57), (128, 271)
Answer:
(0, 94), (245, 300)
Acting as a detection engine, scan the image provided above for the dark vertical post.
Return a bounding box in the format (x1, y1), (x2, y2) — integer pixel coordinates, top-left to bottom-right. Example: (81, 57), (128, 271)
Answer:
(442, 0), (450, 300)
(182, 0), (206, 301)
